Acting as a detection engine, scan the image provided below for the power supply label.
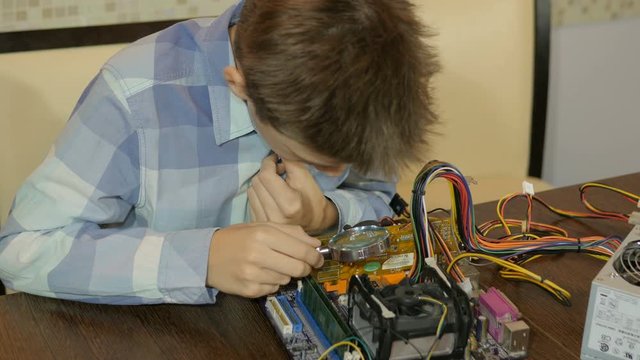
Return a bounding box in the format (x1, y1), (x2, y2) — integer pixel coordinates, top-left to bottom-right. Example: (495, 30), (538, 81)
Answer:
(587, 287), (640, 360)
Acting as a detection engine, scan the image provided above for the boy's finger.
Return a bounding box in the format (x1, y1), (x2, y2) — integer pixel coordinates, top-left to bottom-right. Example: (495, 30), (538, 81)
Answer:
(258, 250), (314, 278)
(255, 164), (301, 213)
(250, 268), (291, 286)
(269, 223), (321, 247)
(281, 160), (315, 190)
(262, 229), (323, 268)
(251, 175), (285, 218)
(247, 186), (268, 222)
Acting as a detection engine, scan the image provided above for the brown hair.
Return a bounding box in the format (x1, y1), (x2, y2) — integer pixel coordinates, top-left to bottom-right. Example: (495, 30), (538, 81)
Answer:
(235, 0), (439, 178)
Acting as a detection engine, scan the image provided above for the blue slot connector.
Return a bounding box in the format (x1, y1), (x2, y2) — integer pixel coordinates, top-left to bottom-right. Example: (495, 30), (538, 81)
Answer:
(277, 295), (303, 333)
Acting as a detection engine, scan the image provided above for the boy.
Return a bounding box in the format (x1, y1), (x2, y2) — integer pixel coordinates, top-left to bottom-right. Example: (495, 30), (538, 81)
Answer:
(0, 0), (438, 304)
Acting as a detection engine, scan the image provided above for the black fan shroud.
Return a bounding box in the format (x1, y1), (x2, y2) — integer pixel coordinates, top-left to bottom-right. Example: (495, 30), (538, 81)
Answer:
(378, 282), (451, 339)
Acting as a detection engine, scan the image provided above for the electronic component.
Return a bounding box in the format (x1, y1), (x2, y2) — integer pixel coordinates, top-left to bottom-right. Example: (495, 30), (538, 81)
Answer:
(582, 225), (640, 360)
(300, 277), (353, 358)
(263, 220), (527, 360)
(470, 287), (530, 359)
(266, 296), (294, 337)
(348, 267), (472, 360)
(263, 285), (343, 360)
(277, 295), (303, 334)
(476, 315), (488, 344)
(478, 288), (521, 344)
(313, 223), (418, 295)
(502, 320), (530, 357)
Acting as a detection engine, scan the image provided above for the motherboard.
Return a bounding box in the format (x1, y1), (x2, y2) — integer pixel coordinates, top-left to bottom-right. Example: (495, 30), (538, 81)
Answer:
(262, 221), (531, 360)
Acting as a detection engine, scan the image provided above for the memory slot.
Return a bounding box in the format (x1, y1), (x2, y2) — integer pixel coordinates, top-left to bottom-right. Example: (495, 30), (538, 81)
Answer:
(300, 277), (353, 359)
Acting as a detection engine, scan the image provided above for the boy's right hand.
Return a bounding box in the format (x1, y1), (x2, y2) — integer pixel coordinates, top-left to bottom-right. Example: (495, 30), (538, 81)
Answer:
(206, 223), (324, 298)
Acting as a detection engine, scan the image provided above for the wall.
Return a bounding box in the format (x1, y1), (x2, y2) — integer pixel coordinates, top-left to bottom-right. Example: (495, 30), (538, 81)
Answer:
(0, 44), (125, 224)
(411, 1), (534, 179)
(396, 1), (536, 204)
(543, 2), (640, 186)
(0, 0), (536, 222)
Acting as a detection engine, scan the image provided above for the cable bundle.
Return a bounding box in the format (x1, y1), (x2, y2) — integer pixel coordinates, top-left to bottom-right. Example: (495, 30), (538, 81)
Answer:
(409, 160), (634, 305)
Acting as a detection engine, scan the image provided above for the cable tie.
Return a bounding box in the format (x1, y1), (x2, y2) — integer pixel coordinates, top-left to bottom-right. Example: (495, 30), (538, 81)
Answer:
(412, 189), (425, 196)
(576, 238), (581, 253)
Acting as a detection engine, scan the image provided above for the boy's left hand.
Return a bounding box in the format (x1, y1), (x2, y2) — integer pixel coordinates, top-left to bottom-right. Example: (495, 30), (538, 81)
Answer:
(248, 154), (338, 234)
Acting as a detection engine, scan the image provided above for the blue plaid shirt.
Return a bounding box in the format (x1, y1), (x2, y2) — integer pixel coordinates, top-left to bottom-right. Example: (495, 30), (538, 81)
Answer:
(0, 2), (395, 304)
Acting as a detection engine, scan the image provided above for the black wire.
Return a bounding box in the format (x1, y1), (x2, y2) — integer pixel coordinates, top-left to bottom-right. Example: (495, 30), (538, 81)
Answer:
(508, 249), (604, 260)
(531, 196), (608, 220)
(355, 325), (429, 359)
(427, 208), (450, 215)
(388, 328), (426, 359)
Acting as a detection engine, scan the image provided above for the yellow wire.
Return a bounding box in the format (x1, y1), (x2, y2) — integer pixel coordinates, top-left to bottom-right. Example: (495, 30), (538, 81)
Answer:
(418, 296), (448, 360)
(446, 252), (571, 301)
(496, 195), (513, 235)
(448, 182), (464, 244)
(588, 254), (611, 261)
(318, 341), (364, 360)
(582, 182), (640, 200)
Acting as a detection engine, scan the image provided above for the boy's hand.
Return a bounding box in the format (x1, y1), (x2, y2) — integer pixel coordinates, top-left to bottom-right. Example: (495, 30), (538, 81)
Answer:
(248, 154), (338, 234)
(206, 223), (324, 298)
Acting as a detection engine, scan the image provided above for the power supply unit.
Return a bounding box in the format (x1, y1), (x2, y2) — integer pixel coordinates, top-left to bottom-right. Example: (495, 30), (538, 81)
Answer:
(581, 225), (640, 360)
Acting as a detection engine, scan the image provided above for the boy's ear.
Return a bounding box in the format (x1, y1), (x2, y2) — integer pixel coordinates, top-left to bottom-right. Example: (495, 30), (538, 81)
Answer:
(224, 66), (249, 101)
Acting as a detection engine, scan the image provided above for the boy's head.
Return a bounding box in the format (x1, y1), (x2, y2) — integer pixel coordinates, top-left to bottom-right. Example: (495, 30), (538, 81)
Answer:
(225, 0), (439, 178)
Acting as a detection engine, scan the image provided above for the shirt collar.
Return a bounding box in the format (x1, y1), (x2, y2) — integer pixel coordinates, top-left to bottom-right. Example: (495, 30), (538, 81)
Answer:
(205, 1), (254, 146)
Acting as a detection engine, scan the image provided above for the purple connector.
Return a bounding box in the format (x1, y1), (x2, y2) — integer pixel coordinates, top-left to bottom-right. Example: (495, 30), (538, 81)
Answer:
(478, 287), (521, 344)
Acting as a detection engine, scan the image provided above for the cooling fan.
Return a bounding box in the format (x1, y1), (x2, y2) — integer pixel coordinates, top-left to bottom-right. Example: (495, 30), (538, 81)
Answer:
(613, 239), (640, 286)
(582, 225), (640, 360)
(348, 267), (471, 360)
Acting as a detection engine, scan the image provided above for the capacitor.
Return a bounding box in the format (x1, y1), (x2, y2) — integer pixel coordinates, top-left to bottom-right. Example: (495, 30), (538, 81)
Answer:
(476, 315), (488, 344)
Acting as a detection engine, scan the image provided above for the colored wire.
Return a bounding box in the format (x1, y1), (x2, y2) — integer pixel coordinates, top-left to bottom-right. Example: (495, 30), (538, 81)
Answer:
(447, 252), (572, 305)
(318, 340), (364, 360)
(387, 328), (425, 359)
(408, 161), (627, 304)
(579, 182), (640, 221)
(418, 296), (448, 360)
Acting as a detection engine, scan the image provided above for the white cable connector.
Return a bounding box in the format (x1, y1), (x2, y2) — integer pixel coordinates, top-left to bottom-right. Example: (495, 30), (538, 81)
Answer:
(425, 257), (452, 288)
(522, 181), (535, 196)
(459, 277), (473, 297)
(343, 350), (362, 360)
(629, 211), (640, 226)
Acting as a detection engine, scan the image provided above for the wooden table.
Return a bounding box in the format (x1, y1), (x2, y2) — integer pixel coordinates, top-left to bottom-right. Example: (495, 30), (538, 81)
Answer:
(0, 173), (638, 359)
